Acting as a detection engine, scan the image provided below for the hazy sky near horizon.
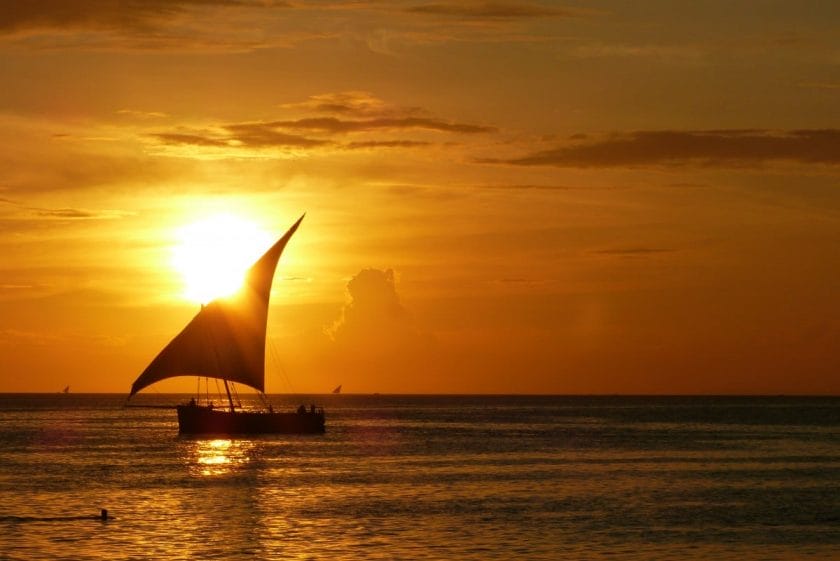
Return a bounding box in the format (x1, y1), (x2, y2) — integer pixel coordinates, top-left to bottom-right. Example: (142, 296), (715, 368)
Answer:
(1, 1), (838, 394)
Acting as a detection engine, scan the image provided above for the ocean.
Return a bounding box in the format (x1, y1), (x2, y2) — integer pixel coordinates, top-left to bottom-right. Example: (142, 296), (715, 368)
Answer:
(0, 394), (838, 560)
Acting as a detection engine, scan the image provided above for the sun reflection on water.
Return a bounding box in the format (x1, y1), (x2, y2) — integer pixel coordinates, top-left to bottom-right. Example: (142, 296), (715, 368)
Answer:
(186, 439), (255, 477)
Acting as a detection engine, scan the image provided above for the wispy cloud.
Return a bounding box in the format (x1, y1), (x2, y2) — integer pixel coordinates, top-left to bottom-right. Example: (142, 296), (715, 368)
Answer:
(152, 126), (328, 149)
(208, 123), (328, 148)
(34, 208), (102, 219)
(0, 0), (295, 51)
(407, 2), (589, 19)
(117, 109), (169, 119)
(151, 92), (495, 153)
(480, 183), (579, 191)
(345, 140), (431, 149)
(1, 1), (581, 52)
(0, 328), (126, 347)
(569, 43), (705, 62)
(1, 196), (130, 220)
(0, 1), (280, 34)
(269, 116), (496, 134)
(279, 91), (428, 119)
(152, 132), (232, 148)
(30, 207), (132, 220)
(592, 247), (673, 257)
(797, 82), (840, 90)
(488, 129), (840, 168)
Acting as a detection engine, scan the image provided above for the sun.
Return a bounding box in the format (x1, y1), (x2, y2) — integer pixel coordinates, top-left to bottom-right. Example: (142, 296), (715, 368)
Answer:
(171, 213), (273, 304)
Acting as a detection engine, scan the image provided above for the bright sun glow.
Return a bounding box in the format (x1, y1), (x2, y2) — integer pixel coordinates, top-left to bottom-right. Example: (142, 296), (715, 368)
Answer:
(171, 213), (273, 304)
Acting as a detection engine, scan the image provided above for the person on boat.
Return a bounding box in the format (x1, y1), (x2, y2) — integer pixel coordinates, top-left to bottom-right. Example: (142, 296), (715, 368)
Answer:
(310, 404), (316, 414)
(297, 404), (306, 414)
(189, 398), (196, 407)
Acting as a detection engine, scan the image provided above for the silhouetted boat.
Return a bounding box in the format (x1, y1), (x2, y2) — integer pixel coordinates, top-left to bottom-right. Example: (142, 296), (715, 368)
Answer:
(127, 214), (325, 435)
(62, 386), (69, 394)
(332, 384), (342, 394)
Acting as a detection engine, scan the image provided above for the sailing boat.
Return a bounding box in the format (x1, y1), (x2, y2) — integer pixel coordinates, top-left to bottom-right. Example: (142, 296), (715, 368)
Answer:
(127, 214), (325, 435)
(332, 384), (342, 394)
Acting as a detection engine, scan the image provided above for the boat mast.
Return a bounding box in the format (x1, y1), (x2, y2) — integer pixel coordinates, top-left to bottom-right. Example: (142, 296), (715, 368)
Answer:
(199, 300), (236, 412)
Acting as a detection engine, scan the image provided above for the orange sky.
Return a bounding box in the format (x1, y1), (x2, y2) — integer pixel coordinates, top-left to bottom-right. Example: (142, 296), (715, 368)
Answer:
(0, 1), (838, 394)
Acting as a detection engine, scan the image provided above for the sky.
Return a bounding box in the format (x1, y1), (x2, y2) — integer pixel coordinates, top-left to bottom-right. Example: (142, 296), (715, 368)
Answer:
(0, 1), (838, 394)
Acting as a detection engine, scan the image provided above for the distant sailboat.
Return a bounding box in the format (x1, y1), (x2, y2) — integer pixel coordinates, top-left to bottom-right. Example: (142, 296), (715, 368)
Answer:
(62, 386), (70, 394)
(126, 214), (325, 435)
(332, 384), (342, 394)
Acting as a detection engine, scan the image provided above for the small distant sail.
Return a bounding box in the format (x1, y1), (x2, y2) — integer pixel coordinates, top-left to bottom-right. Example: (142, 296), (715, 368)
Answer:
(62, 386), (70, 394)
(332, 384), (342, 394)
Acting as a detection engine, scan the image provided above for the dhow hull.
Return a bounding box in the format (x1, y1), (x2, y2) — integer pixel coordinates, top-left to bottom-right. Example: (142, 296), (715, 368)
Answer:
(176, 405), (325, 435)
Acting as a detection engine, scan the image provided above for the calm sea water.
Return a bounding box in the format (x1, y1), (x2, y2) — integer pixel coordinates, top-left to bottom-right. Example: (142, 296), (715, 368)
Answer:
(0, 394), (838, 560)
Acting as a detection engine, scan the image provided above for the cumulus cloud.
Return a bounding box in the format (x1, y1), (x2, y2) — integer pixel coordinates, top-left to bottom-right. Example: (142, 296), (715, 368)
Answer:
(328, 268), (424, 349)
(489, 129), (840, 168)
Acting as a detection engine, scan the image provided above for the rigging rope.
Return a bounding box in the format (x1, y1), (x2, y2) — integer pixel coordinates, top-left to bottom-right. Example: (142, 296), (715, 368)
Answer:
(267, 335), (296, 394)
(230, 381), (242, 409)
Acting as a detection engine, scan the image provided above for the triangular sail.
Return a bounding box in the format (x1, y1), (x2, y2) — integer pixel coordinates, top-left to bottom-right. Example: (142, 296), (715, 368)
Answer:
(129, 214), (304, 397)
